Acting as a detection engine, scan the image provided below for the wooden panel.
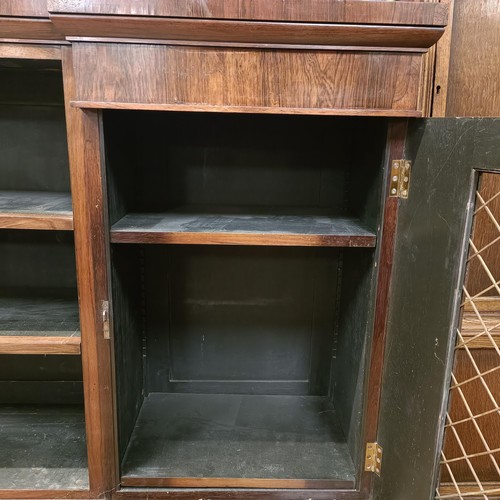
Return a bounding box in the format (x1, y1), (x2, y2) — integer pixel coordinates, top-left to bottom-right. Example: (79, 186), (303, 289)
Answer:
(0, 336), (80, 354)
(0, 295), (80, 354)
(465, 173), (500, 297)
(0, 406), (88, 491)
(0, 18), (63, 41)
(374, 119), (500, 500)
(143, 246), (338, 396)
(72, 43), (423, 115)
(439, 483), (500, 497)
(120, 394), (355, 489)
(122, 478), (353, 490)
(0, 491), (90, 499)
(0, 42), (61, 60)
(61, 47), (118, 497)
(47, 0), (448, 26)
(442, 349), (500, 483)
(50, 15), (444, 49)
(0, 0), (48, 18)
(459, 297), (500, 349)
(431, 0), (455, 117)
(445, 0), (500, 117)
(111, 210), (376, 247)
(0, 191), (73, 230)
(114, 490), (364, 500)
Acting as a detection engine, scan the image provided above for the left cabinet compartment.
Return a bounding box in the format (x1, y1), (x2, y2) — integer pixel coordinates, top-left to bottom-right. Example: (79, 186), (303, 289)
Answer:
(0, 56), (89, 493)
(0, 58), (73, 230)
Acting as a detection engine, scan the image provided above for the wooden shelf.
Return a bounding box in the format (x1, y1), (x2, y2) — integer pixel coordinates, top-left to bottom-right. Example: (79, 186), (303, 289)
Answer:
(0, 191), (73, 231)
(121, 393), (355, 489)
(111, 207), (376, 247)
(0, 297), (80, 355)
(0, 405), (88, 490)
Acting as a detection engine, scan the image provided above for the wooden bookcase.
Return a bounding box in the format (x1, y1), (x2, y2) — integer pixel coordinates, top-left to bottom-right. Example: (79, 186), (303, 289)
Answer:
(0, 54), (88, 494)
(1, 2), (499, 500)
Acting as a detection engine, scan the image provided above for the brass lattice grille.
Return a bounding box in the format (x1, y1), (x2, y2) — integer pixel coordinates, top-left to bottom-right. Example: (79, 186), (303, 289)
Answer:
(437, 173), (500, 500)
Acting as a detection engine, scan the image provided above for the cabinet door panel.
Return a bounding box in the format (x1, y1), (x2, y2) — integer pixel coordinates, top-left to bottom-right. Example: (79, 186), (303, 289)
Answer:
(375, 118), (500, 500)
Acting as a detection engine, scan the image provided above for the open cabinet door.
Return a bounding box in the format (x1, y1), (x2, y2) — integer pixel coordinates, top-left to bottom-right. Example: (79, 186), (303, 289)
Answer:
(373, 119), (500, 500)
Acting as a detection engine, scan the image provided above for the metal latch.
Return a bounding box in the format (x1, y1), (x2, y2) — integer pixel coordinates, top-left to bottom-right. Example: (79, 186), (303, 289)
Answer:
(102, 300), (110, 340)
(389, 160), (411, 199)
(365, 442), (383, 476)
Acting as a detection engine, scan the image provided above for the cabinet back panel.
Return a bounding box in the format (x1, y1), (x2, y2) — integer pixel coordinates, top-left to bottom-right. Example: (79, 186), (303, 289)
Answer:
(105, 112), (388, 236)
(0, 61), (64, 106)
(144, 246), (338, 396)
(0, 105), (70, 192)
(145, 247), (338, 394)
(105, 111), (355, 217)
(0, 231), (77, 292)
(0, 355), (83, 405)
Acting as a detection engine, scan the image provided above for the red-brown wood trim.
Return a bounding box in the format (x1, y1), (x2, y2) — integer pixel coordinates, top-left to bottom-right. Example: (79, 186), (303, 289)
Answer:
(71, 101), (423, 118)
(0, 336), (80, 355)
(0, 0), (49, 18)
(121, 477), (355, 489)
(113, 489), (365, 500)
(0, 213), (73, 231)
(110, 231), (376, 248)
(62, 47), (119, 499)
(50, 15), (444, 49)
(358, 119), (408, 497)
(66, 37), (428, 53)
(0, 490), (91, 499)
(0, 37), (69, 45)
(47, 0), (448, 27)
(0, 17), (64, 41)
(0, 41), (61, 59)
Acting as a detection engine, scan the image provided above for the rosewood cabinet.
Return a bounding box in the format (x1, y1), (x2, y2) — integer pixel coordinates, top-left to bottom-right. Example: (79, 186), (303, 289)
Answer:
(1, 1), (499, 500)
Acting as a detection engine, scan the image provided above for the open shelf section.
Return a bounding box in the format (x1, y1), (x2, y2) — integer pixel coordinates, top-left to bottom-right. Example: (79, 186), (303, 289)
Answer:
(0, 191), (73, 231)
(111, 207), (376, 247)
(121, 393), (356, 489)
(0, 405), (88, 490)
(0, 297), (80, 355)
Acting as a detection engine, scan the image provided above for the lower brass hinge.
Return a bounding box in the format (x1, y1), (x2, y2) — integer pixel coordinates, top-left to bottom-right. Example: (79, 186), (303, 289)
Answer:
(365, 442), (383, 476)
(389, 160), (412, 199)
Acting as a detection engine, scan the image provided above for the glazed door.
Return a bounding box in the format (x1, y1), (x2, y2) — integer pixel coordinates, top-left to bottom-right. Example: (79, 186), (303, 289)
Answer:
(375, 118), (500, 500)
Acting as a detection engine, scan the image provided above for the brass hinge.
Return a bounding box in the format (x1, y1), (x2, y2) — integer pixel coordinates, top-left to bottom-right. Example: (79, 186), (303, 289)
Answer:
(389, 160), (412, 199)
(365, 442), (383, 476)
(102, 300), (110, 340)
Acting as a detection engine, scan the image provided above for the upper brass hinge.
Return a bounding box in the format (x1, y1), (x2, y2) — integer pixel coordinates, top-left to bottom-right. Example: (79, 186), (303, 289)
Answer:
(365, 442), (383, 476)
(102, 300), (110, 340)
(389, 160), (412, 199)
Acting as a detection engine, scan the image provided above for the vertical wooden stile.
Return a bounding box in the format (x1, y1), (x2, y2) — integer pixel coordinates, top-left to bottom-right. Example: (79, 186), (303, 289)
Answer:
(61, 47), (118, 498)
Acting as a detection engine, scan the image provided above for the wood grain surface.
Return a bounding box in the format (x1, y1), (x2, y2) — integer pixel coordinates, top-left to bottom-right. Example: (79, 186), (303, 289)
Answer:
(0, 0), (48, 18)
(442, 349), (500, 483)
(445, 0), (500, 117)
(47, 0), (448, 26)
(0, 42), (61, 60)
(111, 209), (376, 247)
(0, 191), (73, 230)
(0, 491), (90, 499)
(113, 489), (364, 500)
(0, 18), (63, 41)
(361, 120), (407, 497)
(72, 43), (423, 115)
(465, 173), (500, 297)
(459, 297), (500, 349)
(0, 336), (80, 354)
(50, 15), (444, 49)
(62, 47), (119, 497)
